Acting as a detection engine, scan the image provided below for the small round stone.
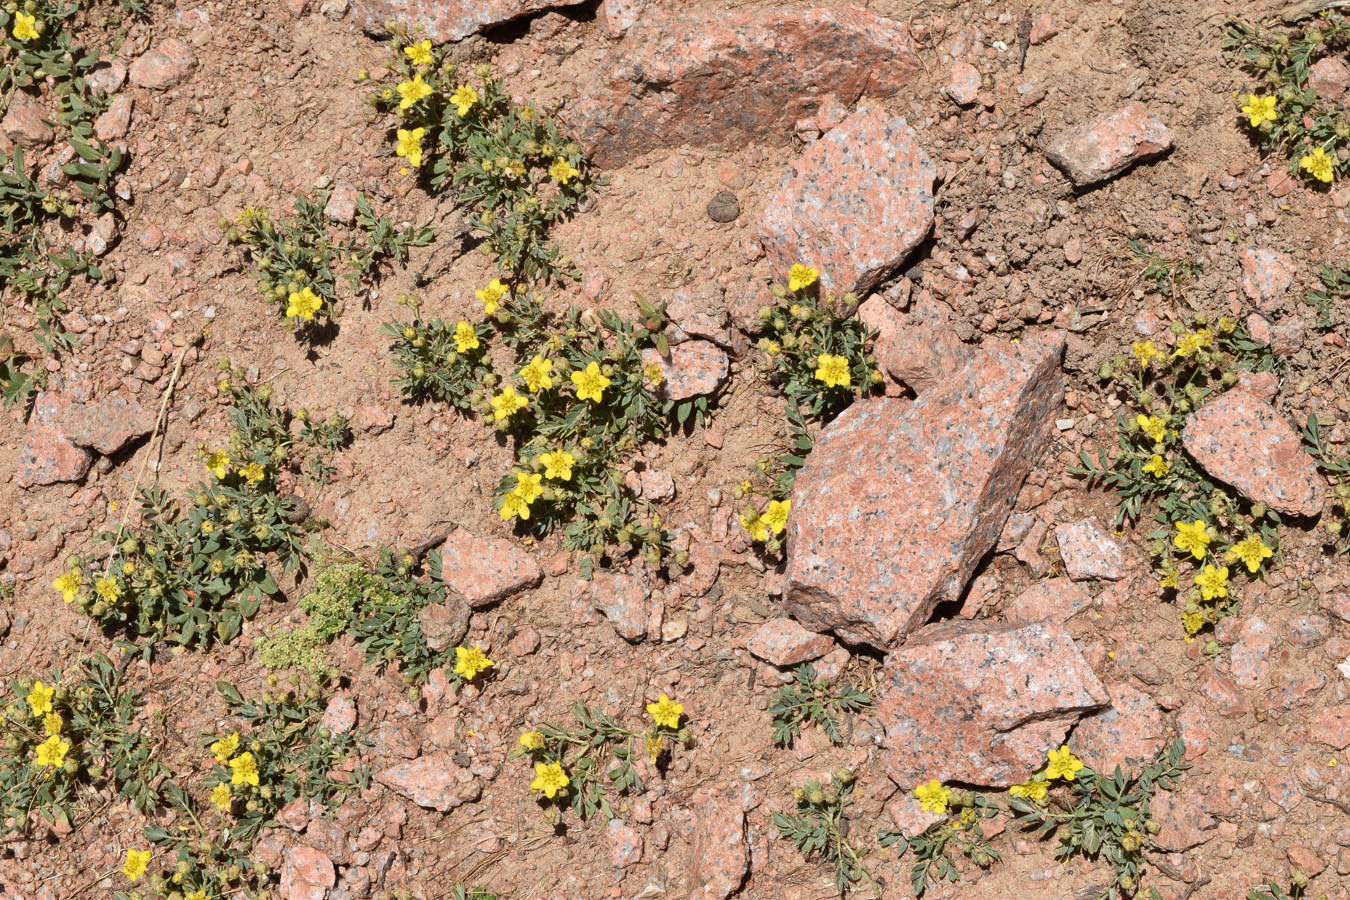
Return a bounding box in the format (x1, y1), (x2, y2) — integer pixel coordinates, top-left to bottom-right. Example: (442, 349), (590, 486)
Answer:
(706, 190), (741, 223)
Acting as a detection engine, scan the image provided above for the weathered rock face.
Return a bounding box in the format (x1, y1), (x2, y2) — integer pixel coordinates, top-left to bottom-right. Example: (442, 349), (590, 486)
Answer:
(1055, 518), (1126, 581)
(1182, 389), (1325, 517)
(785, 333), (1065, 649)
(571, 7), (920, 167)
(858, 293), (971, 395)
(374, 754), (482, 811)
(687, 788), (748, 900)
(439, 528), (542, 608)
(1044, 103), (1173, 187)
(641, 342), (729, 401)
(879, 620), (1108, 788)
(349, 0), (588, 42)
(1070, 681), (1166, 775)
(15, 378), (95, 489)
(759, 105), (934, 296)
(128, 39), (198, 90)
(1240, 246), (1297, 310)
(58, 392), (156, 456)
(745, 618), (834, 667)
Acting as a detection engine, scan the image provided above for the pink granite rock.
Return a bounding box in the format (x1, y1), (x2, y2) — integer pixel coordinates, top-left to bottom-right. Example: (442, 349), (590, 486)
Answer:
(1070, 681), (1165, 775)
(571, 7), (919, 167)
(1230, 616), (1274, 689)
(857, 293), (971, 394)
(606, 818), (644, 868)
(128, 39), (197, 90)
(280, 846), (335, 900)
(1044, 103), (1173, 186)
(641, 341), (729, 401)
(349, 0), (587, 41)
(1005, 577), (1092, 624)
(1182, 390), (1325, 517)
(586, 570), (651, 642)
(745, 618), (834, 667)
(93, 94), (133, 142)
(58, 392), (156, 455)
(884, 795), (945, 838)
(878, 619), (1109, 787)
(374, 754), (482, 811)
(785, 333), (1065, 649)
(1311, 706), (1350, 749)
(688, 788), (748, 900)
(1055, 518), (1126, 581)
(946, 61), (981, 106)
(1151, 790), (1216, 852)
(2, 94), (53, 149)
(440, 528), (542, 608)
(1309, 56), (1350, 101)
(15, 378), (94, 488)
(597, 0), (652, 38)
(1240, 246), (1297, 309)
(759, 104), (934, 295)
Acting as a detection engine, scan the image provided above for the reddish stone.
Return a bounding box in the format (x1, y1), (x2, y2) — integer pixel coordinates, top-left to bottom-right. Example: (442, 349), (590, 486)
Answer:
(785, 333), (1064, 649)
(374, 754), (482, 811)
(280, 846), (335, 900)
(759, 104), (934, 296)
(349, 0), (587, 41)
(353, 402), (395, 435)
(1237, 370), (1278, 402)
(58, 392), (156, 455)
(1323, 593), (1350, 622)
(1183, 390), (1325, 517)
(642, 341), (728, 401)
(585, 570), (651, 642)
(1055, 518), (1125, 581)
(16, 379), (95, 489)
(1311, 706), (1350, 749)
(85, 59), (127, 94)
(1044, 103), (1173, 186)
(1071, 682), (1165, 775)
(605, 818), (643, 868)
(2, 94), (54, 149)
(745, 618), (834, 667)
(1265, 672), (1325, 710)
(597, 0), (651, 38)
(419, 595), (470, 651)
(1029, 12), (1058, 44)
(1230, 616), (1274, 689)
(93, 94), (133, 142)
(1240, 246), (1297, 310)
(665, 284), (730, 346)
(323, 184), (359, 225)
(1197, 668), (1246, 718)
(946, 61), (981, 106)
(1177, 706), (1209, 759)
(128, 39), (197, 90)
(321, 694), (357, 735)
(572, 7), (919, 167)
(1005, 577), (1092, 624)
(440, 528), (542, 608)
(857, 293), (971, 395)
(878, 619), (1108, 788)
(1309, 56), (1350, 101)
(1151, 790), (1216, 852)
(1288, 845), (1327, 877)
(688, 789), (748, 900)
(885, 794), (944, 838)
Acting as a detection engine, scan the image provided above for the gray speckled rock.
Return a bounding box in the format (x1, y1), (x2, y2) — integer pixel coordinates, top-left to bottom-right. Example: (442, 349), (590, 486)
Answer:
(785, 332), (1065, 649)
(1044, 103), (1173, 186)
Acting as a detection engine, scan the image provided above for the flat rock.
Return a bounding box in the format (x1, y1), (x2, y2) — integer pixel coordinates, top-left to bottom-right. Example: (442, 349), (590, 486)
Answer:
(878, 619), (1109, 788)
(419, 595), (471, 651)
(642, 341), (728, 401)
(321, 694), (358, 735)
(759, 104), (934, 296)
(374, 754), (482, 811)
(128, 39), (198, 90)
(323, 184), (359, 225)
(1044, 103), (1173, 187)
(440, 528), (542, 608)
(1151, 790), (1216, 852)
(1309, 56), (1350, 100)
(1005, 577), (1092, 624)
(858, 293), (972, 394)
(1240, 246), (1297, 310)
(1070, 681), (1166, 775)
(606, 818), (643, 868)
(16, 379), (95, 489)
(666, 284), (731, 346)
(1311, 705), (1350, 749)
(349, 0), (587, 41)
(58, 392), (156, 455)
(1182, 390), (1324, 517)
(745, 618), (834, 667)
(93, 94), (133, 142)
(885, 794), (945, 838)
(785, 333), (1064, 649)
(571, 6), (919, 167)
(946, 60), (981, 105)
(280, 846), (335, 900)
(688, 788), (748, 900)
(2, 94), (53, 149)
(587, 570), (651, 642)
(1055, 519), (1126, 581)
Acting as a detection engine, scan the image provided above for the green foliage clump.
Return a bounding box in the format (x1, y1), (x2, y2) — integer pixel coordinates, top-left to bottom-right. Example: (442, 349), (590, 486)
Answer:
(773, 770), (877, 896)
(768, 663), (872, 747)
(1302, 413), (1350, 552)
(881, 792), (1001, 898)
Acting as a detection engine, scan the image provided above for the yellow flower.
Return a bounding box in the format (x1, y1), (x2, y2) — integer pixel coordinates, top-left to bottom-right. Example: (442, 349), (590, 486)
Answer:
(499, 491), (530, 521)
(762, 499), (790, 535)
(10, 11), (39, 42)
(1173, 520), (1211, 560)
(914, 779), (951, 814)
(53, 571), (82, 603)
(1301, 146), (1336, 184)
(643, 361), (665, 387)
(205, 449), (231, 479)
(530, 761), (570, 799)
(33, 734), (70, 769)
(395, 127), (425, 168)
(403, 39), (433, 67)
(491, 385), (528, 421)
(210, 782), (232, 812)
(201, 520), (216, 535)
(539, 450), (574, 481)
(1241, 93), (1278, 128)
(740, 508), (769, 542)
(210, 732), (240, 764)
(1183, 610), (1205, 639)
(240, 462), (266, 485)
(571, 361), (611, 403)
(814, 354), (851, 389)
(549, 157), (580, 184)
(646, 693), (683, 729)
(1045, 745), (1084, 781)
(27, 681), (55, 717)
(1135, 414), (1167, 444)
(518, 730), (545, 752)
(95, 575), (122, 603)
(1160, 569), (1180, 590)
(286, 287), (323, 321)
(1194, 564), (1229, 602)
(449, 83), (479, 116)
(453, 320), (479, 353)
(122, 848), (151, 882)
(512, 471), (543, 505)
(645, 731), (664, 764)
(1132, 340), (1159, 369)
(476, 278), (508, 314)
(1226, 534), (1273, 573)
(186, 891), (208, 900)
(1142, 454), (1170, 477)
(229, 751), (260, 788)
(520, 355), (555, 392)
(788, 263), (820, 292)
(1171, 329), (1214, 359)
(454, 645), (495, 680)
(1008, 780), (1048, 804)
(43, 713), (62, 736)
(397, 73), (434, 110)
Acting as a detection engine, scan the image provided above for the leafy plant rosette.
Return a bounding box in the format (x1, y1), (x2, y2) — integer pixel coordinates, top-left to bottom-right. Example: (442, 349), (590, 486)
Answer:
(1071, 315), (1281, 642)
(880, 781), (1001, 898)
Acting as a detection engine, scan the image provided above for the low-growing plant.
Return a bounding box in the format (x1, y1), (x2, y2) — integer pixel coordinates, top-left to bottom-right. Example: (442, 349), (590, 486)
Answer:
(1008, 741), (1189, 900)
(768, 663), (872, 747)
(1129, 240), (1204, 299)
(1248, 873), (1307, 900)
(513, 695), (688, 822)
(881, 782), (1001, 898)
(1302, 413), (1350, 551)
(773, 769), (878, 896)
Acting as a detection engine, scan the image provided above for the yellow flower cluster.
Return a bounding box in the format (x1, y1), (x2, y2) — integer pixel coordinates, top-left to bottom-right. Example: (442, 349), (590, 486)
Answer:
(454, 645), (495, 680)
(740, 499), (790, 543)
(914, 779), (951, 814)
(500, 470), (543, 521)
(1301, 146), (1335, 184)
(1044, 745), (1084, 781)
